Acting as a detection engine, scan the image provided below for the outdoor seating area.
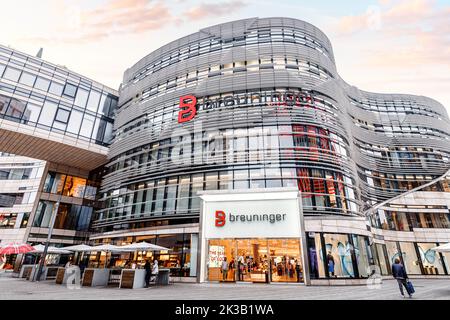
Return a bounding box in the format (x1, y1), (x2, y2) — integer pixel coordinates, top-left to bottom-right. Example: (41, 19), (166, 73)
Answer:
(0, 241), (172, 289)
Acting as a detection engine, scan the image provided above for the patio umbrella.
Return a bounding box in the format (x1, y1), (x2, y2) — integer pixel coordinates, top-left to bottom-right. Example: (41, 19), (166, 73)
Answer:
(32, 244), (72, 255)
(431, 243), (450, 252)
(63, 244), (94, 252)
(120, 242), (170, 252)
(0, 243), (35, 255)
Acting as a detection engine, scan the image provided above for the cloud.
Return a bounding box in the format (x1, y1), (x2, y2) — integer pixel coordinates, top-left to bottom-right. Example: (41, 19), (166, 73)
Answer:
(183, 1), (247, 20)
(22, 0), (175, 44)
(335, 0), (450, 66)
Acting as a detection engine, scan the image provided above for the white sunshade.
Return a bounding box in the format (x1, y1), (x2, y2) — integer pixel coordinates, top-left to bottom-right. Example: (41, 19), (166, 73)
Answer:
(91, 244), (128, 252)
(431, 243), (450, 252)
(63, 244), (94, 252)
(32, 244), (71, 255)
(119, 241), (170, 252)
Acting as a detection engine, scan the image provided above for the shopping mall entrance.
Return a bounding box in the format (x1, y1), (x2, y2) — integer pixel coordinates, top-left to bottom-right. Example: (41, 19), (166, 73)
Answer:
(207, 238), (303, 283)
(198, 188), (310, 285)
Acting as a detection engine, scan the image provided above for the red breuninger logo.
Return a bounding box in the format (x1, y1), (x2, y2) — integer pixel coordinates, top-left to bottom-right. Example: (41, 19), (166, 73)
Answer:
(178, 95), (197, 123)
(215, 210), (226, 227)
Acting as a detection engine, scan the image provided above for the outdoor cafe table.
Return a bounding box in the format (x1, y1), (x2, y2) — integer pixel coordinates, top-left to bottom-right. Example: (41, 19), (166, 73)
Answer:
(82, 268), (110, 287)
(119, 268), (146, 289)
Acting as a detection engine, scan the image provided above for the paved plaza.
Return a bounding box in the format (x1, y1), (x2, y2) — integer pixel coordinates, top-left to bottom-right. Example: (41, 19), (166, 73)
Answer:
(0, 276), (449, 300)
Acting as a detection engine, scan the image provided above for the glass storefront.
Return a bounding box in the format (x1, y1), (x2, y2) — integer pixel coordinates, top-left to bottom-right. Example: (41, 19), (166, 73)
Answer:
(206, 238), (302, 283)
(307, 232), (374, 279)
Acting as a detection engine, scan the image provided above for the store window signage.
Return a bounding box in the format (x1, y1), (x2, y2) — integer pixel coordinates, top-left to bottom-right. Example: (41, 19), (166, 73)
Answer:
(178, 90), (314, 123)
(214, 210), (226, 227)
(214, 209), (287, 228)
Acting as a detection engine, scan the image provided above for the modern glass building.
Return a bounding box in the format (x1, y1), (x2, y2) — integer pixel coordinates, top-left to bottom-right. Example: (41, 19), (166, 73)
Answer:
(88, 17), (450, 284)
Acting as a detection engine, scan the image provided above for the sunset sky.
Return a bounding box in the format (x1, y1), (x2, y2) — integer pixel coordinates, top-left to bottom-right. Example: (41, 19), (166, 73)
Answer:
(1, 0), (449, 112)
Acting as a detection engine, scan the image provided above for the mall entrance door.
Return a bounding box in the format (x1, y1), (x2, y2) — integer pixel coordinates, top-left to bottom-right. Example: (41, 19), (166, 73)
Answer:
(206, 238), (303, 283)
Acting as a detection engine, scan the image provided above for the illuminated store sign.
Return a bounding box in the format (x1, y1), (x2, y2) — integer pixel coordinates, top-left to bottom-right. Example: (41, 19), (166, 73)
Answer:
(214, 210), (287, 227)
(200, 189), (302, 239)
(178, 90), (313, 123)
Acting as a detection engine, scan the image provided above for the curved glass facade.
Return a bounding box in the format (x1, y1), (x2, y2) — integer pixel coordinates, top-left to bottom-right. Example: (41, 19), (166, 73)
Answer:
(93, 17), (450, 236)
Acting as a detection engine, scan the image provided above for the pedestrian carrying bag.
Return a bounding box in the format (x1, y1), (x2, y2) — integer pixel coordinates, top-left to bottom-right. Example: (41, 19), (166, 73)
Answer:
(406, 280), (415, 294)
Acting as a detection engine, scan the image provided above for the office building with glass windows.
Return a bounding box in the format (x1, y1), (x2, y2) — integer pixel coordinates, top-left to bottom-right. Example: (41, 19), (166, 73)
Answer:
(89, 17), (450, 284)
(0, 43), (118, 268)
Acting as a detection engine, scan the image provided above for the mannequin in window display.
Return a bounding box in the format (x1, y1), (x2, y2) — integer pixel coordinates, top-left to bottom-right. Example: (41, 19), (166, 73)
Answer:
(326, 251), (336, 277)
(295, 259), (302, 282)
(309, 247), (318, 278)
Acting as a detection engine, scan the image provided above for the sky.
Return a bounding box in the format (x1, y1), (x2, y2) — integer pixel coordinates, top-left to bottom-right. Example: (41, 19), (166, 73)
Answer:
(1, 0), (449, 112)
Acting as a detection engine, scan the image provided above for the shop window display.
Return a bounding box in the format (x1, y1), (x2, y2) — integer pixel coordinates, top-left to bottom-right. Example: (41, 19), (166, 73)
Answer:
(398, 242), (422, 275)
(323, 233), (354, 278)
(417, 243), (446, 275)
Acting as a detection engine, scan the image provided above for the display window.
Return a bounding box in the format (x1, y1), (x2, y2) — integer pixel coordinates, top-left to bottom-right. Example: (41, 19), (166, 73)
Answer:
(417, 243), (446, 275)
(206, 238), (302, 283)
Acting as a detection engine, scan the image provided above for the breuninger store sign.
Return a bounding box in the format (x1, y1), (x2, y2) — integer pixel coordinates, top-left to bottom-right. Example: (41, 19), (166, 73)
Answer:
(199, 189), (302, 239)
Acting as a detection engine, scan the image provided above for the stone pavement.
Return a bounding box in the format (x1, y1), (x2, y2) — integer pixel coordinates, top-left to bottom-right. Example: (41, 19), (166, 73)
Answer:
(0, 277), (449, 300)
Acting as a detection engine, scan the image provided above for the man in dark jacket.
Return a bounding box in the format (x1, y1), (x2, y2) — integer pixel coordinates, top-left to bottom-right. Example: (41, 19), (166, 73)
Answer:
(391, 258), (412, 298)
(144, 259), (152, 288)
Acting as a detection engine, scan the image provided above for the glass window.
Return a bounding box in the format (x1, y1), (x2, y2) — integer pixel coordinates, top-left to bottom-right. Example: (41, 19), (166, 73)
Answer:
(86, 90), (101, 112)
(63, 83), (77, 97)
(62, 176), (87, 197)
(22, 103), (41, 124)
(0, 64), (5, 76)
(32, 201), (54, 228)
(38, 101), (58, 126)
(3, 67), (21, 82)
(74, 88), (89, 107)
(67, 110), (83, 135)
(43, 172), (66, 194)
(34, 77), (50, 91)
(79, 114), (95, 138)
(176, 175), (190, 212)
(19, 72), (36, 87)
(55, 108), (70, 123)
(48, 81), (64, 96)
(323, 233), (354, 278)
(398, 242), (421, 274)
(0, 95), (11, 115)
(385, 241), (400, 267)
(5, 99), (26, 119)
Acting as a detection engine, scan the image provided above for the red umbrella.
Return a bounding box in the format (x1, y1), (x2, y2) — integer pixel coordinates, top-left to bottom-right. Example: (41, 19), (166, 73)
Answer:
(0, 243), (35, 255)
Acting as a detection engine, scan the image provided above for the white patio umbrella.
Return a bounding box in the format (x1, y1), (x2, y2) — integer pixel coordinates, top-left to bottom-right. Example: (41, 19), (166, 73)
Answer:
(120, 242), (170, 252)
(63, 244), (94, 252)
(32, 244), (71, 255)
(431, 243), (450, 252)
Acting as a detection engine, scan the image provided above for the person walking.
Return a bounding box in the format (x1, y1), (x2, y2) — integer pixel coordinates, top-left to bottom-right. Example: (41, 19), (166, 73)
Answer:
(144, 259), (152, 288)
(326, 252), (336, 277)
(392, 258), (412, 298)
(221, 257), (229, 282)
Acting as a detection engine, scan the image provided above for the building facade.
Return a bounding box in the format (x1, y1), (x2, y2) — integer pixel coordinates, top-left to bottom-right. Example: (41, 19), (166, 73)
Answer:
(0, 43), (118, 263)
(88, 17), (450, 284)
